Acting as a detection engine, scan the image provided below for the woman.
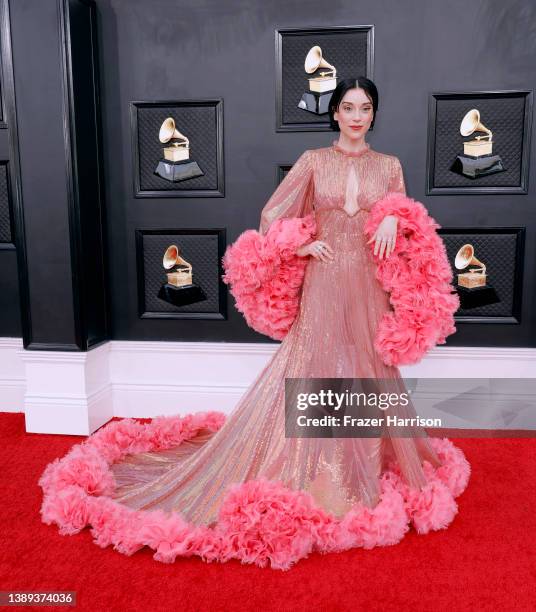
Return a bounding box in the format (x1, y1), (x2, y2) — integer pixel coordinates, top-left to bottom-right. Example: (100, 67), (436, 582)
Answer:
(39, 77), (470, 571)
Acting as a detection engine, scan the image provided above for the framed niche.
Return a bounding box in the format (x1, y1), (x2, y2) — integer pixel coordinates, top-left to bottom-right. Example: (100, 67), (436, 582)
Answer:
(130, 99), (224, 198)
(438, 227), (525, 324)
(275, 25), (374, 132)
(135, 228), (227, 320)
(426, 90), (533, 194)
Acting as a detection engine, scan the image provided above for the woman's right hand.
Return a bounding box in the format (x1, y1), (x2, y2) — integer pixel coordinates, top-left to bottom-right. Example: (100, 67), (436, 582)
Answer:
(296, 240), (334, 262)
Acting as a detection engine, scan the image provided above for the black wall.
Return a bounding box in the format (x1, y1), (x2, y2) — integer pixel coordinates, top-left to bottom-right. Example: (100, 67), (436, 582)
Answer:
(0, 0), (22, 337)
(2, 0), (536, 347)
(6, 0), (108, 349)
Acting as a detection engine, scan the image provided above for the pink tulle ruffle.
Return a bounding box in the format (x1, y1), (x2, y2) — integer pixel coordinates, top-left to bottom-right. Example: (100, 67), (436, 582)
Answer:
(364, 192), (460, 366)
(222, 214), (316, 340)
(39, 413), (471, 571)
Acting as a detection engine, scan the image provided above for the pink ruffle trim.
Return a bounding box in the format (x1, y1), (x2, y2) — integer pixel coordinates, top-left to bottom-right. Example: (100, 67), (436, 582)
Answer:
(39, 413), (471, 571)
(364, 192), (460, 366)
(222, 214), (316, 340)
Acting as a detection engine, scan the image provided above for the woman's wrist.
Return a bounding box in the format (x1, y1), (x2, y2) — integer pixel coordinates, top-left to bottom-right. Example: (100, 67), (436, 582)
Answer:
(296, 240), (313, 257)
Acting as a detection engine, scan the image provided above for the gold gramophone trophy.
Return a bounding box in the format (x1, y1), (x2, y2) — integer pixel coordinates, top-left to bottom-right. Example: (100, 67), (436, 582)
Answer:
(450, 109), (505, 179)
(454, 243), (499, 309)
(154, 118), (204, 183)
(297, 45), (338, 115)
(157, 244), (207, 307)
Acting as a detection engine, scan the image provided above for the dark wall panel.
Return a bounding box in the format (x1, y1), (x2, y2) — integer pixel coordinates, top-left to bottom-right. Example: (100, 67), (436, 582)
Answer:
(0, 0), (22, 336)
(3, 0), (108, 349)
(93, 0), (536, 346)
(2, 0), (536, 348)
(9, 0), (76, 345)
(63, 0), (109, 347)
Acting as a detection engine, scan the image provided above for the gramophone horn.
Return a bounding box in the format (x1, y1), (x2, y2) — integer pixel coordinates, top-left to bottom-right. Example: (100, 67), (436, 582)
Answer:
(454, 243), (486, 274)
(460, 108), (492, 140)
(304, 45), (336, 76)
(158, 118), (190, 146)
(163, 244), (180, 270)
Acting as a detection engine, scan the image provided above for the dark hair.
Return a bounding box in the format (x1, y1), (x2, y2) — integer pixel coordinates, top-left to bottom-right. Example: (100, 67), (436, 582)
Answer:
(328, 77), (379, 131)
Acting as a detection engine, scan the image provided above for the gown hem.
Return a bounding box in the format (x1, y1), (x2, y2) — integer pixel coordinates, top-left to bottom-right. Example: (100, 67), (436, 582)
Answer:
(38, 412), (471, 571)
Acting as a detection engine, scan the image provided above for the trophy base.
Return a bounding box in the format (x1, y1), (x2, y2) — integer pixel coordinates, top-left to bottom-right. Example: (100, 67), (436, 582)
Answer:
(457, 284), (500, 310)
(297, 91), (334, 115)
(450, 154), (505, 179)
(154, 159), (204, 183)
(158, 283), (208, 307)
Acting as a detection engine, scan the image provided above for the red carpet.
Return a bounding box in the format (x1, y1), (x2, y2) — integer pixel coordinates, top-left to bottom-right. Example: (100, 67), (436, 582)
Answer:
(1, 412), (534, 611)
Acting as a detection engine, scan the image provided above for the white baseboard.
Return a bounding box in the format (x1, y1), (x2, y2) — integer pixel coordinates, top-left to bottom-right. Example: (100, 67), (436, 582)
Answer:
(108, 341), (273, 418)
(1, 337), (535, 434)
(21, 341), (113, 435)
(0, 338), (25, 412)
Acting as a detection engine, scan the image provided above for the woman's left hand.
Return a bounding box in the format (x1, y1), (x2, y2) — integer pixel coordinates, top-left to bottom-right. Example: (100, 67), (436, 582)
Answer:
(366, 214), (398, 259)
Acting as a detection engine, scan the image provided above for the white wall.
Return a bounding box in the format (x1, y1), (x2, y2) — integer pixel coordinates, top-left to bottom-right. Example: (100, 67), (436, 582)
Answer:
(1, 338), (535, 434)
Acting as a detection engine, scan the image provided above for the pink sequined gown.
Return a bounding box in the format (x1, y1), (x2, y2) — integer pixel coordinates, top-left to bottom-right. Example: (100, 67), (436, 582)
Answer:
(110, 140), (444, 526)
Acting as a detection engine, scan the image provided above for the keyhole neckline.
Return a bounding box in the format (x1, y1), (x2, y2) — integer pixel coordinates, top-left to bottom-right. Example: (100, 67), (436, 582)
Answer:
(332, 140), (371, 158)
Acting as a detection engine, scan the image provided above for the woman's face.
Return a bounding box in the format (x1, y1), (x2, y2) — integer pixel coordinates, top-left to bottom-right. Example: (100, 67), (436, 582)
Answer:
(333, 87), (374, 140)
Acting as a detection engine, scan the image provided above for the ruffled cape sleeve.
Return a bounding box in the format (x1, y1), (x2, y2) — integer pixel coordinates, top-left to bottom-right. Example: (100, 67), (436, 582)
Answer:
(222, 150), (317, 340)
(365, 189), (460, 366)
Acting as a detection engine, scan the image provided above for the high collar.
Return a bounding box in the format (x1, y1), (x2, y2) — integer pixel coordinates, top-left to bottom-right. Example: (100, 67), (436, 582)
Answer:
(332, 139), (371, 158)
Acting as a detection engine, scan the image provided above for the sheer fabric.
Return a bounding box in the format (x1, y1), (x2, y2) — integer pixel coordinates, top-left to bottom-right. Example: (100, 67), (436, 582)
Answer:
(110, 141), (443, 527)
